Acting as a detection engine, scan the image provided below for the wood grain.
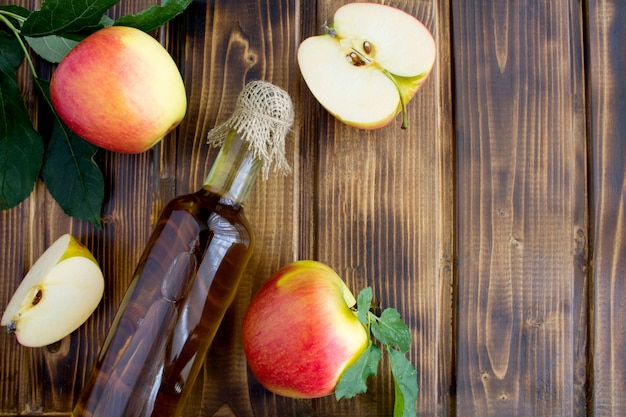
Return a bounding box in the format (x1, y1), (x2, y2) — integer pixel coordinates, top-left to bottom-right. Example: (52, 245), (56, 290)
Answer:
(170, 1), (300, 416)
(301, 1), (453, 416)
(2, 0), (626, 416)
(586, 1), (626, 416)
(452, 0), (588, 416)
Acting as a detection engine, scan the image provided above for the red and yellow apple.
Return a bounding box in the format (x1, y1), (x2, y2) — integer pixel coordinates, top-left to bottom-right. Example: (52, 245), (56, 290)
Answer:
(242, 260), (369, 398)
(50, 25), (187, 153)
(1, 234), (104, 347)
(297, 2), (436, 129)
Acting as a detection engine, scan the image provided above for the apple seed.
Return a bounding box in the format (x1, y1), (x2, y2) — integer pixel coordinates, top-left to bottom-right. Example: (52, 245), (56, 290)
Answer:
(347, 52), (366, 66)
(363, 41), (372, 54)
(32, 288), (43, 306)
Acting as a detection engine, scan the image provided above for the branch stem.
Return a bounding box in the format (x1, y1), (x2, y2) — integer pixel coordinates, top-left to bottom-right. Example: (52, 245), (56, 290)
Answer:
(0, 11), (39, 79)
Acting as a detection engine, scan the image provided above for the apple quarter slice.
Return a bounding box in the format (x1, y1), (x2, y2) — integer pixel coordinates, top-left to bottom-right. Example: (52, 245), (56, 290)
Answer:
(1, 234), (104, 347)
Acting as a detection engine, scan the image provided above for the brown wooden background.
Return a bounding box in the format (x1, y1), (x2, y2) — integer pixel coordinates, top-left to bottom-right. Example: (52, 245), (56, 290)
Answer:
(1, 0), (625, 416)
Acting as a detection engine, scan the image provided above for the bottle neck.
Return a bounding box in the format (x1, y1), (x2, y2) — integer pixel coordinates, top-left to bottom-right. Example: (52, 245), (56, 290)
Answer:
(203, 129), (262, 204)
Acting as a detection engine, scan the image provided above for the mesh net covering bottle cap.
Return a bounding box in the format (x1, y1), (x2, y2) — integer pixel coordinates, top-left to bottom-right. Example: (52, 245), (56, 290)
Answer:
(207, 80), (294, 180)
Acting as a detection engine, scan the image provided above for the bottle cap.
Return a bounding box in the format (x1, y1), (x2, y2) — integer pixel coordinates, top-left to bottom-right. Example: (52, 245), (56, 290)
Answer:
(207, 80), (294, 179)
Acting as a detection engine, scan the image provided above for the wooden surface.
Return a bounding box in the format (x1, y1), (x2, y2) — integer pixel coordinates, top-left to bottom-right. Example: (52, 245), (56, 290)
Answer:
(0, 0), (624, 416)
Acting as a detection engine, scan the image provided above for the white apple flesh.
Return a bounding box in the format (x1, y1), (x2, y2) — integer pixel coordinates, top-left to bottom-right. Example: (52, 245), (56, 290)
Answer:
(297, 2), (436, 129)
(1, 234), (104, 347)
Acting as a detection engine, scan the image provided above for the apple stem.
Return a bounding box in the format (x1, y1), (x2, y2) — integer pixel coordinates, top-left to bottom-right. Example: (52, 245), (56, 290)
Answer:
(382, 69), (409, 129)
(400, 104), (408, 130)
(6, 320), (17, 334)
(323, 23), (337, 38)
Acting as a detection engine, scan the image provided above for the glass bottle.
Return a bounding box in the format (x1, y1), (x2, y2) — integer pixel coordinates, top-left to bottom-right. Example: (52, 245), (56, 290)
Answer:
(71, 81), (293, 417)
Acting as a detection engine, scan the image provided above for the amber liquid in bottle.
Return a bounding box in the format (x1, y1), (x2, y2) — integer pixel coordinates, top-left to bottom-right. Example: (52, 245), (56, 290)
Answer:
(72, 130), (259, 417)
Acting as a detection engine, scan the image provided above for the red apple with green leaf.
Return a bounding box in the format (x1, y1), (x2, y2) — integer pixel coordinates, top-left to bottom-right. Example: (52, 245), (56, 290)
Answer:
(242, 260), (419, 417)
(297, 2), (436, 129)
(241, 260), (369, 398)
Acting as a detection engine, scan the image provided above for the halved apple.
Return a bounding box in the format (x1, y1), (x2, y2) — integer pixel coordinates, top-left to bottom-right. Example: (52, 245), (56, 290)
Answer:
(1, 234), (104, 347)
(297, 2), (436, 129)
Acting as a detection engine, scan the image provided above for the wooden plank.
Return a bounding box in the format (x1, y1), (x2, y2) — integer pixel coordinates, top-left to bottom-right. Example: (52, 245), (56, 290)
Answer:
(0, 22), (38, 410)
(0, 209), (28, 414)
(451, 1), (588, 416)
(586, 1), (626, 415)
(170, 0), (299, 416)
(298, 1), (454, 416)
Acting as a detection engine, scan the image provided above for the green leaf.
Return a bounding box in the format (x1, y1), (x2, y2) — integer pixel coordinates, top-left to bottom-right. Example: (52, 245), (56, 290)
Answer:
(388, 348), (418, 417)
(25, 34), (79, 63)
(356, 287), (373, 325)
(21, 0), (119, 37)
(0, 31), (44, 210)
(98, 14), (114, 28)
(335, 344), (381, 400)
(114, 0), (192, 32)
(41, 121), (104, 227)
(371, 308), (412, 353)
(0, 29), (24, 68)
(36, 79), (104, 227)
